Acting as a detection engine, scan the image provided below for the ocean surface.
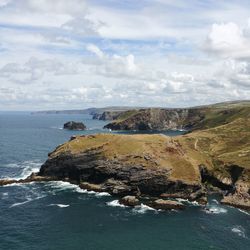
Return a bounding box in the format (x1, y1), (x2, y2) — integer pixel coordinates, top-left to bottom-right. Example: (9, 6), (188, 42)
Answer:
(0, 112), (249, 250)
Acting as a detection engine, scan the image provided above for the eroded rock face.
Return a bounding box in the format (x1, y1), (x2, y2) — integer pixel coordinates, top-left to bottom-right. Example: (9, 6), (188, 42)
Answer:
(104, 108), (204, 131)
(36, 132), (250, 210)
(63, 121), (86, 130)
(221, 170), (250, 210)
(39, 152), (201, 198)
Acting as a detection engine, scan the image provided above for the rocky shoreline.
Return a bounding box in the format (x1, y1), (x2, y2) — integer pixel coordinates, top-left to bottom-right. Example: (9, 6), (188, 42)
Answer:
(1, 101), (249, 211)
(1, 129), (249, 211)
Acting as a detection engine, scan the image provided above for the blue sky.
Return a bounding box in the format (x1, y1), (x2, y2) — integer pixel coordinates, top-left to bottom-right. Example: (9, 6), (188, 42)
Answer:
(0, 0), (250, 110)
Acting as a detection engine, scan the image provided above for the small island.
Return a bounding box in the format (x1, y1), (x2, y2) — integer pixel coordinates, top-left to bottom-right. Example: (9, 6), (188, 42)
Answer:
(63, 121), (86, 131)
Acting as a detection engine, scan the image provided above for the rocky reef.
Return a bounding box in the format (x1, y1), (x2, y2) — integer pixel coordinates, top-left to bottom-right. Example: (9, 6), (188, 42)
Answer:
(63, 121), (86, 130)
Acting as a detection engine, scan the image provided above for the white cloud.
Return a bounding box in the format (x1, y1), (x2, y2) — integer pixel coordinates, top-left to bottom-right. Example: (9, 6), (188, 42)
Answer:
(0, 1), (250, 110)
(86, 44), (138, 78)
(86, 44), (104, 58)
(204, 22), (250, 58)
(0, 0), (11, 7)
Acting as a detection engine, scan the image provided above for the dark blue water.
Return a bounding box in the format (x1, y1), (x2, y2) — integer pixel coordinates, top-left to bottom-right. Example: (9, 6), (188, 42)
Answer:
(0, 113), (249, 250)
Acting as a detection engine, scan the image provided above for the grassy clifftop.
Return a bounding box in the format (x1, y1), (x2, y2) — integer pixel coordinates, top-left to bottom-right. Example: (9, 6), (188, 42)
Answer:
(49, 115), (250, 185)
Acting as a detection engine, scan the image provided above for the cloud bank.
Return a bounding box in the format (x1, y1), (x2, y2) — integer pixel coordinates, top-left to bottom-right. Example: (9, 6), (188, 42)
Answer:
(0, 0), (249, 110)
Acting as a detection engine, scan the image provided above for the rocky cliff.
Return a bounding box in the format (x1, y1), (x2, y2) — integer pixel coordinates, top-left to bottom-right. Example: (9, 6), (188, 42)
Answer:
(104, 101), (250, 131)
(38, 112), (250, 209)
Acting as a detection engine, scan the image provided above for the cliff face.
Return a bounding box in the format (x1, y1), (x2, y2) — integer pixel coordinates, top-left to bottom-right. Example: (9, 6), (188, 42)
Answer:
(98, 111), (123, 121)
(104, 108), (203, 130)
(104, 101), (250, 131)
(39, 114), (250, 209)
(39, 134), (204, 200)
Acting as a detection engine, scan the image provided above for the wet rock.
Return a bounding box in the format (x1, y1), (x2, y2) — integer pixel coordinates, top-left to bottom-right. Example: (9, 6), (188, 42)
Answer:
(150, 199), (185, 210)
(0, 173), (57, 186)
(79, 182), (104, 192)
(119, 196), (140, 207)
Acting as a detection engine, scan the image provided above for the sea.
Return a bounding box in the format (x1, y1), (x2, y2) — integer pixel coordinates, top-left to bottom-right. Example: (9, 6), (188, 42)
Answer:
(0, 112), (249, 250)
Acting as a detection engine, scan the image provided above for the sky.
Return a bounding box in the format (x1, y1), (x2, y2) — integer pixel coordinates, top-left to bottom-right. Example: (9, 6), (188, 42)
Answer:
(0, 0), (250, 110)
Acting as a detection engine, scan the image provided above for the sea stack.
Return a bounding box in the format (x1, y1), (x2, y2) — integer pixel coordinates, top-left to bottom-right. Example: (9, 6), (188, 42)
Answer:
(63, 121), (86, 130)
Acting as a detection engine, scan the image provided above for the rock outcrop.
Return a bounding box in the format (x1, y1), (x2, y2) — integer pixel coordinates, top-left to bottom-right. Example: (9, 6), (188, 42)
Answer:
(39, 134), (204, 201)
(0, 173), (57, 186)
(221, 170), (250, 210)
(150, 199), (185, 210)
(119, 196), (140, 207)
(63, 121), (86, 130)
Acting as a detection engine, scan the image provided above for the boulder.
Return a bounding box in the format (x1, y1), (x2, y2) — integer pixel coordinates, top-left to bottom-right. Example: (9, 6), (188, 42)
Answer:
(63, 121), (86, 130)
(119, 196), (140, 207)
(79, 182), (103, 192)
(150, 199), (185, 210)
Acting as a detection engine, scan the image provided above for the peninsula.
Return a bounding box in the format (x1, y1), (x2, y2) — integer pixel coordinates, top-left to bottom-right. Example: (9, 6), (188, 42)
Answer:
(1, 101), (250, 210)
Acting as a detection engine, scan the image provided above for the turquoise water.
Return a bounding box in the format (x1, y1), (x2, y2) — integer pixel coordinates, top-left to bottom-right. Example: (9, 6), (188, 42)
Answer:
(0, 113), (249, 250)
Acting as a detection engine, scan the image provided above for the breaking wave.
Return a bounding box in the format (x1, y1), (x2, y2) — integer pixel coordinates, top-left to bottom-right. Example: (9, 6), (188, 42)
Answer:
(132, 204), (156, 214)
(231, 225), (247, 238)
(3, 160), (41, 180)
(48, 204), (70, 208)
(44, 181), (110, 197)
(203, 206), (227, 214)
(106, 200), (126, 208)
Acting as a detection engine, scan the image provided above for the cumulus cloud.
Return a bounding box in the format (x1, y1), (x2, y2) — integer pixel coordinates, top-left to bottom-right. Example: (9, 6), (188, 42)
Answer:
(204, 22), (250, 59)
(86, 44), (138, 78)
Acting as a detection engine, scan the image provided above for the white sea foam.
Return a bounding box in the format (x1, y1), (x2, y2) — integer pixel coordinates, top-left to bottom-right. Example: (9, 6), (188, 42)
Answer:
(45, 181), (109, 197)
(5, 183), (24, 187)
(176, 198), (200, 206)
(106, 200), (126, 208)
(203, 206), (227, 214)
(4, 160), (42, 180)
(50, 126), (63, 130)
(17, 161), (41, 180)
(238, 209), (250, 216)
(232, 226), (246, 238)
(1, 192), (9, 199)
(212, 199), (219, 204)
(95, 192), (111, 197)
(9, 194), (45, 208)
(132, 204), (156, 214)
(48, 204), (70, 208)
(10, 199), (32, 208)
